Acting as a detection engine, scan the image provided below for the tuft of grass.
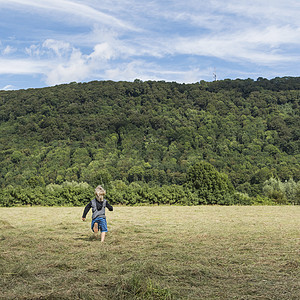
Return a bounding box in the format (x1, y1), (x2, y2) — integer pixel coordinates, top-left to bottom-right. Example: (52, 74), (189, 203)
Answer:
(0, 206), (299, 299)
(0, 219), (14, 229)
(113, 274), (173, 300)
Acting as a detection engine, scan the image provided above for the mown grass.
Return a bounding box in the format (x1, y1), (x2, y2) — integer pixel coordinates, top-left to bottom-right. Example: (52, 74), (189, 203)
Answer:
(0, 206), (299, 299)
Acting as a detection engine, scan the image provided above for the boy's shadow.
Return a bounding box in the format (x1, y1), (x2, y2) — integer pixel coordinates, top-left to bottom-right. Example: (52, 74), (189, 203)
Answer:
(74, 235), (98, 242)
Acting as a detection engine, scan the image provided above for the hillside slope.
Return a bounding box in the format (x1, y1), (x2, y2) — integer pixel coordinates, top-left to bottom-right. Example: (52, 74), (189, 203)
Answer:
(0, 77), (299, 197)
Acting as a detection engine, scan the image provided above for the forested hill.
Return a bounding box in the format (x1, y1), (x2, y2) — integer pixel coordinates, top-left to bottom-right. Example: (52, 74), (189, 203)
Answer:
(0, 77), (299, 200)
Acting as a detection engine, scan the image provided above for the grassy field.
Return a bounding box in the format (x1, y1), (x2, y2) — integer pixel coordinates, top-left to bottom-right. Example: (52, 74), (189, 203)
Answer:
(0, 206), (299, 299)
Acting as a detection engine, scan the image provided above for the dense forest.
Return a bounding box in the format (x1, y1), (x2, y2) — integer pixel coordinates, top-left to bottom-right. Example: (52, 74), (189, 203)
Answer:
(0, 77), (299, 206)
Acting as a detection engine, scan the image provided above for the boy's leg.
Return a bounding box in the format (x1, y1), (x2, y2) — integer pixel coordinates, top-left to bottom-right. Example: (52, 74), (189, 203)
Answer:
(99, 218), (108, 242)
(100, 232), (106, 242)
(93, 222), (99, 233)
(93, 222), (99, 238)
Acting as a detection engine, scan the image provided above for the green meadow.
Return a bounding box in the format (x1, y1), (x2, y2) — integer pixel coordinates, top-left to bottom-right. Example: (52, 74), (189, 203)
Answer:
(0, 206), (299, 299)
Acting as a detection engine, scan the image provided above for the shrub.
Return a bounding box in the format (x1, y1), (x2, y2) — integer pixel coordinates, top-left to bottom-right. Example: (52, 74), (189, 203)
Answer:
(263, 177), (299, 204)
(231, 192), (253, 205)
(252, 196), (276, 205)
(186, 161), (235, 205)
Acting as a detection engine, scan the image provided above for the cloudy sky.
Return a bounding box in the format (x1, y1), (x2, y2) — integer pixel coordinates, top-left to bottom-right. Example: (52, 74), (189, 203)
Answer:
(0, 0), (299, 90)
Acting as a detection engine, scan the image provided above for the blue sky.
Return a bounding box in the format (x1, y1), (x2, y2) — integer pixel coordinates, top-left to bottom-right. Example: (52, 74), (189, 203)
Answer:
(0, 0), (299, 90)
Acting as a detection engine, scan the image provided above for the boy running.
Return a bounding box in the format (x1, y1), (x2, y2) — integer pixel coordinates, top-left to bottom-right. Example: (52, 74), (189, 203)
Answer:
(82, 185), (113, 242)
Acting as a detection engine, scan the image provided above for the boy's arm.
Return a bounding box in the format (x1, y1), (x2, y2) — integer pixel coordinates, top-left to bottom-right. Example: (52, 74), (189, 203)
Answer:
(82, 202), (92, 220)
(106, 201), (113, 211)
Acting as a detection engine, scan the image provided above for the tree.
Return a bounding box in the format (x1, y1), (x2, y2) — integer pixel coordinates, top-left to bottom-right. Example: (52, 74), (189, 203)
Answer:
(186, 161), (234, 204)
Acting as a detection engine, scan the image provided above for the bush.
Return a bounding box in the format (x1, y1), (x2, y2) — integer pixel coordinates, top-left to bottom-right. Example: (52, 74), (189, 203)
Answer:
(2, 177), (297, 207)
(186, 161), (235, 204)
(0, 187), (44, 207)
(0, 182), (93, 207)
(252, 196), (276, 205)
(263, 177), (299, 204)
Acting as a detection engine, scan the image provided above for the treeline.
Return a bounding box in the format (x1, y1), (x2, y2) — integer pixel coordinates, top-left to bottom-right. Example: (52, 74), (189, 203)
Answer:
(0, 77), (299, 205)
(1, 162), (298, 207)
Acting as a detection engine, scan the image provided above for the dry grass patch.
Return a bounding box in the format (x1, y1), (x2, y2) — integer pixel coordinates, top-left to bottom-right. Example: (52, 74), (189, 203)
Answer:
(0, 206), (299, 299)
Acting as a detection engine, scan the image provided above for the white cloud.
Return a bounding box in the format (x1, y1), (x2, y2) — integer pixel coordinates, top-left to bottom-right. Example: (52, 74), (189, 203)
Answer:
(43, 40), (119, 85)
(1, 85), (15, 90)
(25, 40), (72, 58)
(0, 58), (49, 74)
(45, 57), (88, 85)
(161, 24), (300, 65)
(104, 61), (142, 81)
(25, 44), (45, 57)
(217, 0), (300, 25)
(2, 46), (16, 55)
(0, 0), (136, 30)
(89, 43), (115, 61)
(42, 39), (72, 57)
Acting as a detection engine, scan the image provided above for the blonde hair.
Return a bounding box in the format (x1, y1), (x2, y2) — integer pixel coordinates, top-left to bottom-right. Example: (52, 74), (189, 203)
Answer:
(95, 185), (106, 201)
